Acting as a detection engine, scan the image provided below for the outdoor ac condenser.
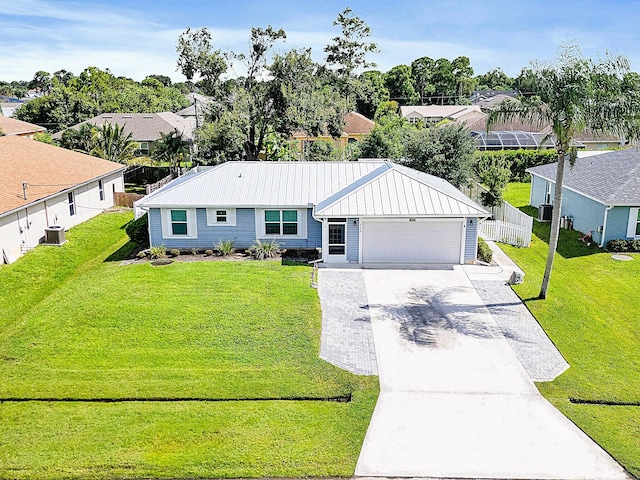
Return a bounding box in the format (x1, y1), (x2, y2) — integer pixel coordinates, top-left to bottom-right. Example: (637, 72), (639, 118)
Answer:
(44, 226), (66, 245)
(538, 204), (553, 222)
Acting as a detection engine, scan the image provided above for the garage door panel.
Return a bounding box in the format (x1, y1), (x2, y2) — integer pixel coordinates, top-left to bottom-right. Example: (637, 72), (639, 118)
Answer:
(362, 220), (462, 263)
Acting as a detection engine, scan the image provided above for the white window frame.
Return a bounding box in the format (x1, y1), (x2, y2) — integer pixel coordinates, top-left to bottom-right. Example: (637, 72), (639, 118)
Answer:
(255, 208), (307, 239)
(206, 208), (236, 226)
(161, 208), (198, 239)
(626, 207), (640, 238)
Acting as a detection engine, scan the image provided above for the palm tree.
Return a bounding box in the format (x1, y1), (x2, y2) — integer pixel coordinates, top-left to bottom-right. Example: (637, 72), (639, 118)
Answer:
(91, 122), (138, 164)
(489, 44), (639, 299)
(152, 129), (191, 175)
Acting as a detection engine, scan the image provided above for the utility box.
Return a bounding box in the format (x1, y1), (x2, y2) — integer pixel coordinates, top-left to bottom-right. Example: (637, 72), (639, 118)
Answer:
(44, 226), (66, 245)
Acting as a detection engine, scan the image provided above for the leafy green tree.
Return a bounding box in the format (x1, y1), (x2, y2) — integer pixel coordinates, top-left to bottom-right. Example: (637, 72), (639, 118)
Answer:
(33, 132), (55, 144)
(475, 67), (513, 90)
(91, 122), (138, 164)
(29, 70), (52, 94)
(411, 56), (436, 104)
(384, 65), (419, 105)
(473, 154), (511, 206)
(306, 139), (340, 161)
(489, 44), (640, 298)
(176, 27), (227, 96)
(452, 56), (476, 98)
(193, 111), (245, 164)
(355, 70), (389, 119)
(403, 123), (475, 187)
(324, 7), (379, 106)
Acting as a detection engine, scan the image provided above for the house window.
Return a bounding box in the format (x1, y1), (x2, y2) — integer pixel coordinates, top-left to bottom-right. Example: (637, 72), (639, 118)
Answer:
(265, 210), (298, 235)
(68, 192), (75, 216)
(98, 179), (104, 201)
(161, 208), (197, 239)
(171, 209), (188, 235)
(545, 182), (553, 204)
(206, 208), (236, 226)
(139, 142), (149, 155)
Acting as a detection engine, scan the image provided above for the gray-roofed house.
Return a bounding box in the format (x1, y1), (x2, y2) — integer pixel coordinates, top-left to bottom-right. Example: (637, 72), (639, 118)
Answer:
(527, 149), (640, 247)
(55, 112), (196, 155)
(135, 161), (488, 264)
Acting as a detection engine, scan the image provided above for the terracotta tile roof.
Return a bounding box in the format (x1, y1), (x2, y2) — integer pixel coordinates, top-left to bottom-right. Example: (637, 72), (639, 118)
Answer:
(0, 116), (46, 136)
(343, 112), (375, 135)
(0, 136), (126, 216)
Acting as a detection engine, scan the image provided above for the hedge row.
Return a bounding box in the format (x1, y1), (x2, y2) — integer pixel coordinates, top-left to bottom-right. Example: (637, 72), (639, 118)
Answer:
(606, 239), (640, 252)
(473, 149), (557, 182)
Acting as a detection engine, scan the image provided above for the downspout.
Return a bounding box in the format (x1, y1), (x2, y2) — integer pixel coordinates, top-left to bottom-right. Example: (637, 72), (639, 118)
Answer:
(599, 206), (614, 248)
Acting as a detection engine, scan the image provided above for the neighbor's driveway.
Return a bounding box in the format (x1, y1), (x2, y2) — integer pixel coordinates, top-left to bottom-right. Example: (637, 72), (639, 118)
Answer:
(354, 267), (630, 480)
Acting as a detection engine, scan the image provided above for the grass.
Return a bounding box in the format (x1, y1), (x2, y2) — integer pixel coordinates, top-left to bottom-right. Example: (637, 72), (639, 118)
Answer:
(498, 183), (640, 478)
(0, 212), (378, 479)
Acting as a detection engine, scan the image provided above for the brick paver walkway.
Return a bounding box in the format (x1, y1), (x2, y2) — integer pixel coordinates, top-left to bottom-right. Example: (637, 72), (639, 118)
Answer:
(471, 280), (569, 381)
(317, 268), (378, 375)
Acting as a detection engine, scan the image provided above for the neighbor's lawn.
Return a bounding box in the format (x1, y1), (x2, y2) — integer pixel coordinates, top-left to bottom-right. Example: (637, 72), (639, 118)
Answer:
(0, 212), (378, 479)
(499, 183), (640, 478)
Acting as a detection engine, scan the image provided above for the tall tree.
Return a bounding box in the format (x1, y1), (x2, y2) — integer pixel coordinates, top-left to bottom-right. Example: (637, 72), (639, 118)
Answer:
(355, 70), (389, 119)
(489, 44), (640, 299)
(411, 56), (436, 104)
(403, 123), (476, 187)
(384, 64), (418, 105)
(324, 8), (379, 106)
(176, 27), (227, 96)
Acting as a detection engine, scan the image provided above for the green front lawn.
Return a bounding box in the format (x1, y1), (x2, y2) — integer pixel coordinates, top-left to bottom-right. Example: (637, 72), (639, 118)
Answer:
(0, 212), (378, 479)
(499, 183), (640, 478)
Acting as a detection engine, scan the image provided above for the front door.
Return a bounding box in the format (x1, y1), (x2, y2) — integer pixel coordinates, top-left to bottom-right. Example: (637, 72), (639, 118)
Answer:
(326, 218), (347, 262)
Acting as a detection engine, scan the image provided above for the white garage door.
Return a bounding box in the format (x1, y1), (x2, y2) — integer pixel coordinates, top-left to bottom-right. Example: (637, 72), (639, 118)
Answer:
(361, 219), (463, 263)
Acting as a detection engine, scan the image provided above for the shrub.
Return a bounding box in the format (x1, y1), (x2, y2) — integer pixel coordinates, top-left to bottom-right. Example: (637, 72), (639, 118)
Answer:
(136, 251), (147, 259)
(149, 243), (167, 259)
(606, 239), (640, 252)
(191, 248), (198, 255)
(204, 249), (214, 256)
(125, 213), (149, 245)
(477, 237), (493, 263)
(248, 239), (281, 260)
(215, 239), (235, 256)
(169, 248), (181, 257)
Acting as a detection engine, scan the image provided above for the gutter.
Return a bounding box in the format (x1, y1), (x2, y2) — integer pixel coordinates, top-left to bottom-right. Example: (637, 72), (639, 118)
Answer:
(599, 205), (614, 248)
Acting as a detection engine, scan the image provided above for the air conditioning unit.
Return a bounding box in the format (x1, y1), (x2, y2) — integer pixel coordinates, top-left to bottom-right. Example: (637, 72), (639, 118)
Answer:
(538, 204), (553, 222)
(44, 226), (66, 245)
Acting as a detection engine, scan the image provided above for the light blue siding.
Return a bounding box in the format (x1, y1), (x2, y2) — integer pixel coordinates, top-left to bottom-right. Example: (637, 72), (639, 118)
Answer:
(530, 175), (549, 207)
(606, 207), (634, 243)
(150, 207), (321, 250)
(257, 209), (321, 249)
(347, 218), (359, 262)
(464, 218), (478, 263)
(557, 189), (606, 244)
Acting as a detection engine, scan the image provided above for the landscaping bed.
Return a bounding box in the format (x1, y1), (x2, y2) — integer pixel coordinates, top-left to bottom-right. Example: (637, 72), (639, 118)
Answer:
(0, 212), (378, 479)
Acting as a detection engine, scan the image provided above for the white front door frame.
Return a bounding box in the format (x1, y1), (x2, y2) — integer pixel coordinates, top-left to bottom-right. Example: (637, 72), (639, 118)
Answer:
(322, 218), (348, 263)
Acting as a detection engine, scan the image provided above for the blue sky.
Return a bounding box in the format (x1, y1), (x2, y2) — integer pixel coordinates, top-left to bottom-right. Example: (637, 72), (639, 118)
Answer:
(2, 0), (640, 82)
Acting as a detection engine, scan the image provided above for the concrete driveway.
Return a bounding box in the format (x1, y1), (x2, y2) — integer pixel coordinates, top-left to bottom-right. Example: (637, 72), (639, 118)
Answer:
(353, 267), (630, 480)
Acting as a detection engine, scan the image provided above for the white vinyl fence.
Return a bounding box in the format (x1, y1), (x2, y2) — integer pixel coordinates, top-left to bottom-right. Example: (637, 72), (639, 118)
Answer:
(460, 181), (533, 247)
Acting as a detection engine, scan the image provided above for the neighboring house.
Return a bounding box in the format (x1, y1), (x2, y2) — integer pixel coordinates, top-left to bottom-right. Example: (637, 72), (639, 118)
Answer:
(136, 161), (488, 264)
(54, 112), (197, 155)
(0, 116), (46, 138)
(528, 149), (640, 247)
(176, 92), (213, 121)
(0, 135), (126, 264)
(0, 96), (26, 117)
(469, 90), (519, 111)
(399, 105), (485, 125)
(292, 112), (375, 154)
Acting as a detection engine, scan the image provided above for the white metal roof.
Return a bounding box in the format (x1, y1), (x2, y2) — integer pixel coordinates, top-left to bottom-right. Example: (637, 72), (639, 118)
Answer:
(315, 163), (487, 217)
(138, 161), (488, 218)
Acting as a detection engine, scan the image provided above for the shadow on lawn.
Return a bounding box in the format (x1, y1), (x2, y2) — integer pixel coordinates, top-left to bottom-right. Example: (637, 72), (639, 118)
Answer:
(104, 241), (139, 262)
(519, 206), (601, 260)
